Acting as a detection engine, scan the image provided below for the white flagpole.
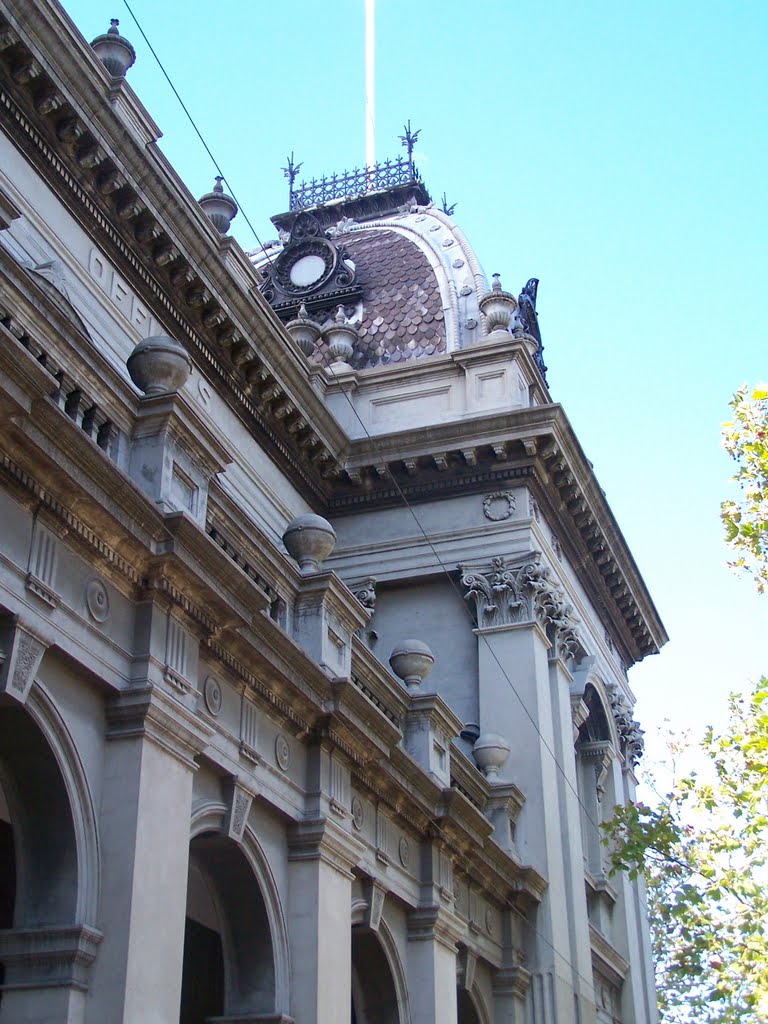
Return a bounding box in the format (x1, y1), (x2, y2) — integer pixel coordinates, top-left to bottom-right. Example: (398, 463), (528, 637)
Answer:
(365, 0), (375, 172)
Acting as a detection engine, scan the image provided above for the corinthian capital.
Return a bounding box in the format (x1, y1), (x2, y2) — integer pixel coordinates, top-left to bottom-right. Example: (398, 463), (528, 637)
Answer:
(459, 554), (548, 628)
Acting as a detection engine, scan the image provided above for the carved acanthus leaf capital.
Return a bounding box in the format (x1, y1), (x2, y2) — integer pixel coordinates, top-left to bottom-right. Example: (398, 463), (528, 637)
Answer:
(608, 687), (645, 766)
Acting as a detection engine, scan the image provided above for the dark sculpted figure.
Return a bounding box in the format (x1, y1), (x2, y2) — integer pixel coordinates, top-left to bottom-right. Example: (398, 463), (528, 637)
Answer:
(517, 277), (548, 382)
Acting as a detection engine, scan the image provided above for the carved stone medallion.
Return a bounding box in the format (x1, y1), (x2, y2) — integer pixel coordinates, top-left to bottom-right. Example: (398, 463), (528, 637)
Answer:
(398, 835), (410, 868)
(351, 795), (365, 831)
(483, 491), (515, 522)
(275, 733), (290, 771)
(203, 675), (222, 717)
(85, 577), (110, 622)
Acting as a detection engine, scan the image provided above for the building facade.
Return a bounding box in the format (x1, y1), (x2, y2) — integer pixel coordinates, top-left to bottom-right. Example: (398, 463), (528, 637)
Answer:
(0, 3), (666, 1022)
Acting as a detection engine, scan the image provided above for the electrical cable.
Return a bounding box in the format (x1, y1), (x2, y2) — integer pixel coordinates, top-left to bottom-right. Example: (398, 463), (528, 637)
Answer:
(121, 0), (275, 266)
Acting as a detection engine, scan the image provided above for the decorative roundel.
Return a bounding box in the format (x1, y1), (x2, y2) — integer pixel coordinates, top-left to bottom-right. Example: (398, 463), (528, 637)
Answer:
(203, 675), (222, 717)
(398, 835), (410, 868)
(85, 577), (110, 622)
(275, 733), (290, 771)
(483, 491), (516, 522)
(351, 795), (365, 831)
(275, 238), (337, 296)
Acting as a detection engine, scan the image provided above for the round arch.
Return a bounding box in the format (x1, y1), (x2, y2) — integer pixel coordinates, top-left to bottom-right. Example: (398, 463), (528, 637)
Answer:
(186, 802), (290, 1020)
(0, 682), (98, 928)
(351, 918), (409, 1024)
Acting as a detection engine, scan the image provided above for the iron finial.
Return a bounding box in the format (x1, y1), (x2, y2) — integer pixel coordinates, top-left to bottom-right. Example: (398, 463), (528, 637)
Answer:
(440, 192), (457, 216)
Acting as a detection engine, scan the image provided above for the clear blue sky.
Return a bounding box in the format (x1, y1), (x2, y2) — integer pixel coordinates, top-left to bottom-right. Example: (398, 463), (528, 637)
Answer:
(63, 0), (767, 756)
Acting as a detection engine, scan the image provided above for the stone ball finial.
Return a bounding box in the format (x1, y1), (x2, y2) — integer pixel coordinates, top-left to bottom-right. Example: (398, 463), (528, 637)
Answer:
(479, 276), (518, 336)
(389, 639), (435, 693)
(286, 303), (321, 358)
(472, 732), (511, 779)
(283, 513), (336, 574)
(90, 19), (136, 78)
(198, 176), (238, 234)
(322, 306), (358, 372)
(127, 335), (192, 397)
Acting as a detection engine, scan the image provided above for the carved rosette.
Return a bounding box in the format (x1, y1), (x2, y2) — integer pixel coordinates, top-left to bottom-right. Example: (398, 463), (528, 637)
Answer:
(608, 688), (645, 766)
(459, 554), (584, 664)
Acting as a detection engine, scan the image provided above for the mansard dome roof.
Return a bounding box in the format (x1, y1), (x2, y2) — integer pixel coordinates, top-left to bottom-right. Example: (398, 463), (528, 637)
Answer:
(251, 180), (489, 371)
(321, 226), (447, 367)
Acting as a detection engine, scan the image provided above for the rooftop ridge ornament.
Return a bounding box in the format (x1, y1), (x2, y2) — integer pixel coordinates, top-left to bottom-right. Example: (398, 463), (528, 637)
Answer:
(440, 192), (457, 217)
(90, 18), (136, 78)
(398, 119), (421, 177)
(287, 153), (422, 212)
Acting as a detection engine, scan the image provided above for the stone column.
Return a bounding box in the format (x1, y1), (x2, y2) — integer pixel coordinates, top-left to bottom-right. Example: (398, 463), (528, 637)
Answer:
(492, 964), (532, 1024)
(407, 903), (463, 1024)
(87, 686), (212, 1023)
(547, 650), (597, 1022)
(460, 555), (581, 1023)
(287, 816), (365, 1023)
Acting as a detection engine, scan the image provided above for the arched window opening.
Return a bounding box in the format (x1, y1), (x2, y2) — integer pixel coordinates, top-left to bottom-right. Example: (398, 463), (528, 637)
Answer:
(0, 705), (78, 927)
(351, 925), (401, 1024)
(457, 988), (482, 1024)
(180, 832), (276, 1024)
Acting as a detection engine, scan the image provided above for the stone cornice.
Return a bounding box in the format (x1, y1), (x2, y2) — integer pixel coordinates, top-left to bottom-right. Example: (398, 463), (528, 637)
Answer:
(331, 405), (666, 666)
(0, 3), (349, 502)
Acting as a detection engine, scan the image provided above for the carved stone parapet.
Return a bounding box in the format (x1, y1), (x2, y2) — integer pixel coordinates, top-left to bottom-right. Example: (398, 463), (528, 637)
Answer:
(484, 783), (525, 853)
(0, 616), (48, 704)
(292, 571), (369, 679)
(403, 692), (463, 787)
(128, 388), (232, 524)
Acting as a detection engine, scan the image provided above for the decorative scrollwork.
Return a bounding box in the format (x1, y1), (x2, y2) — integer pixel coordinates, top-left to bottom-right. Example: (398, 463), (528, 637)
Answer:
(608, 688), (645, 766)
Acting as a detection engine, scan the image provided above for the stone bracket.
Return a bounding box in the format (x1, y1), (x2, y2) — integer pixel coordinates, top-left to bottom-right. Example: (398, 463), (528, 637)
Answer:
(0, 616), (48, 704)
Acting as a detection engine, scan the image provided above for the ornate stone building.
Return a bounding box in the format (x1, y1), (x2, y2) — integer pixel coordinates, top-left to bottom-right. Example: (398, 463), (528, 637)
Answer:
(0, 2), (666, 1022)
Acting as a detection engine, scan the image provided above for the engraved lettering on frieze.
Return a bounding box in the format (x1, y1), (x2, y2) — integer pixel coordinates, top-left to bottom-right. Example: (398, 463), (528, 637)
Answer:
(482, 491), (516, 522)
(88, 248), (160, 338)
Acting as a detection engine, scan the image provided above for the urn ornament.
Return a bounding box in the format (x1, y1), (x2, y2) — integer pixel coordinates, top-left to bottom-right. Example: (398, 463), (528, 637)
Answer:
(389, 639), (435, 693)
(90, 19), (136, 78)
(283, 513), (336, 573)
(127, 335), (192, 396)
(198, 177), (238, 234)
(286, 303), (321, 358)
(478, 274), (518, 335)
(472, 732), (511, 779)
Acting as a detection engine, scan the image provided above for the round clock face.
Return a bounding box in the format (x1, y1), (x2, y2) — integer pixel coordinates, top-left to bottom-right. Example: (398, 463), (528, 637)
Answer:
(289, 253), (326, 288)
(275, 238), (337, 295)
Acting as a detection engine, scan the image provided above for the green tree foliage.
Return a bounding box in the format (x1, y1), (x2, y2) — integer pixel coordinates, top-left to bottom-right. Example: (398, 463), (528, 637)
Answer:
(722, 386), (768, 593)
(604, 387), (768, 1023)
